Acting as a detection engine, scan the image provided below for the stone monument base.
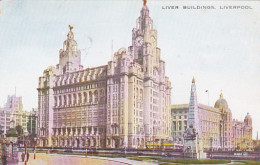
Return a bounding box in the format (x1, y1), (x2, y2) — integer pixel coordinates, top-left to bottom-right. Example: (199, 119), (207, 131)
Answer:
(183, 151), (207, 159)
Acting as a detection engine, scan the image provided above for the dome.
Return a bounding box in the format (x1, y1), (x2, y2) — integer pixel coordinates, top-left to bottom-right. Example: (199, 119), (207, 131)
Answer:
(214, 93), (228, 109)
(244, 112), (252, 124)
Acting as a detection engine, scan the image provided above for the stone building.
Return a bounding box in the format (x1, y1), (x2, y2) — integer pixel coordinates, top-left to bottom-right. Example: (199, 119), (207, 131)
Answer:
(171, 78), (253, 151)
(37, 3), (171, 148)
(0, 95), (33, 135)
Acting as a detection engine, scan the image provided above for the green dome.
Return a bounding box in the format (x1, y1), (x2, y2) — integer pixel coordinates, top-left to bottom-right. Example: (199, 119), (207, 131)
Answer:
(214, 93), (228, 109)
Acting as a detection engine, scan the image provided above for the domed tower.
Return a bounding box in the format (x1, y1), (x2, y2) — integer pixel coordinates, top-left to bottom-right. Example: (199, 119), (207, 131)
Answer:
(244, 113), (253, 150)
(215, 93), (233, 150)
(244, 113), (252, 126)
(214, 93), (228, 110)
(58, 25), (82, 74)
(131, 0), (160, 75)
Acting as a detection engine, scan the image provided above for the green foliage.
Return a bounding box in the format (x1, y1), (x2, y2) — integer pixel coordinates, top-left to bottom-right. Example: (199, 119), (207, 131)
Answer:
(15, 125), (23, 136)
(129, 157), (231, 164)
(234, 160), (260, 165)
(255, 145), (260, 152)
(6, 128), (18, 137)
(158, 158), (231, 164)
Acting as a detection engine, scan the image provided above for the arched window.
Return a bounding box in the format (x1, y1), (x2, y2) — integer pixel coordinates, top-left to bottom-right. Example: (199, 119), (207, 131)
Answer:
(140, 89), (143, 100)
(68, 94), (72, 105)
(69, 76), (72, 84)
(94, 90), (98, 103)
(54, 96), (57, 106)
(78, 93), (82, 104)
(84, 92), (87, 103)
(99, 89), (104, 103)
(89, 91), (93, 103)
(63, 95), (67, 105)
(59, 96), (62, 106)
(73, 94), (77, 105)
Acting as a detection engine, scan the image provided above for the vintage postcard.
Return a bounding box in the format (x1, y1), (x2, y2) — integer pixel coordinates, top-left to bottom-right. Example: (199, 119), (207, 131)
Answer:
(0, 0), (260, 164)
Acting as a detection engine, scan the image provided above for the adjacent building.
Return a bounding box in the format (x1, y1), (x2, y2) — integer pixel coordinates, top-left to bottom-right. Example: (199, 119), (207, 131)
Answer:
(171, 78), (253, 151)
(27, 108), (38, 135)
(0, 95), (35, 135)
(37, 3), (171, 148)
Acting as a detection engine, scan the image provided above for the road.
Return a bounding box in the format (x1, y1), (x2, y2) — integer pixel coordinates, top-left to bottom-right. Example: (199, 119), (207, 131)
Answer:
(17, 153), (127, 165)
(17, 153), (155, 165)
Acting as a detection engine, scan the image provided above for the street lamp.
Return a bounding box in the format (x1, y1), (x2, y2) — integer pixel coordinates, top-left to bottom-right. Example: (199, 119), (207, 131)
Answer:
(210, 137), (213, 159)
(34, 137), (37, 159)
(24, 130), (29, 165)
(85, 143), (88, 158)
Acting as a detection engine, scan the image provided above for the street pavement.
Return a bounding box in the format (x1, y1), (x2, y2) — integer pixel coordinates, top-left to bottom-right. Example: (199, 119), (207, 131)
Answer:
(17, 152), (156, 165)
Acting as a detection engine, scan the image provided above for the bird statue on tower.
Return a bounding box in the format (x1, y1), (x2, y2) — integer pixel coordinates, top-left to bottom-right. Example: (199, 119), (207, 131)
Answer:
(143, 0), (147, 6)
(69, 25), (73, 31)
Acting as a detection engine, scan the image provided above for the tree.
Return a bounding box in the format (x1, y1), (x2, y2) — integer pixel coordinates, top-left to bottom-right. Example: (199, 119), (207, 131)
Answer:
(15, 125), (23, 136)
(6, 128), (18, 137)
(255, 145), (260, 152)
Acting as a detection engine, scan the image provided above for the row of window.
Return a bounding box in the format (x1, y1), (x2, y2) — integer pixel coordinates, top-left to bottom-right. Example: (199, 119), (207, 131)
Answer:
(54, 82), (106, 94)
(54, 90), (105, 106)
(55, 70), (106, 86)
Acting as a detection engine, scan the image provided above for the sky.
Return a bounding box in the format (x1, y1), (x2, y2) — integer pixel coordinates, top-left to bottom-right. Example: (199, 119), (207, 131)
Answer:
(0, 0), (260, 138)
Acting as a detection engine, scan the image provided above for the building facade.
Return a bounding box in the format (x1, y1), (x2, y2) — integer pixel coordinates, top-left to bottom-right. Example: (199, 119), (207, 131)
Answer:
(37, 3), (171, 148)
(0, 95), (33, 135)
(171, 78), (253, 151)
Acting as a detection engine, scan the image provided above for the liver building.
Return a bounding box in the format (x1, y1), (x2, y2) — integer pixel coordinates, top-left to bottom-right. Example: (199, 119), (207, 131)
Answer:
(37, 3), (172, 149)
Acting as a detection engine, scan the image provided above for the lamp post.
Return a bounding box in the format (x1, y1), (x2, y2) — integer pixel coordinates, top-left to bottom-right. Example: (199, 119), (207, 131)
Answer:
(24, 130), (29, 165)
(34, 137), (37, 159)
(210, 137), (213, 159)
(85, 143), (88, 157)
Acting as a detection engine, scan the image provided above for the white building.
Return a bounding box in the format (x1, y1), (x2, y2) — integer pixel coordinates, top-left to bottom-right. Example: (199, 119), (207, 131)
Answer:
(0, 95), (31, 134)
(172, 78), (253, 151)
(37, 2), (171, 148)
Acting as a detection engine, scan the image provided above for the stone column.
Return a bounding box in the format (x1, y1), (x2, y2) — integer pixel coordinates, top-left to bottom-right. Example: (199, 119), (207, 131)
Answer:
(86, 127), (89, 135)
(80, 127), (83, 136)
(97, 136), (100, 148)
(91, 138), (94, 147)
(75, 139), (77, 147)
(75, 127), (78, 135)
(91, 127), (94, 135)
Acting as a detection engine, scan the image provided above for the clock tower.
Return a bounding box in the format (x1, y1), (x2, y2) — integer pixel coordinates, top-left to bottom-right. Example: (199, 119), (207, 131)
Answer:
(129, 1), (172, 144)
(58, 25), (82, 74)
(131, 2), (160, 76)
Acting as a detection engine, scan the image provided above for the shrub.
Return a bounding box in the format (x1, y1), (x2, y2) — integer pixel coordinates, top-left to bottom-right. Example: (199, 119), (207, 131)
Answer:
(129, 157), (231, 164)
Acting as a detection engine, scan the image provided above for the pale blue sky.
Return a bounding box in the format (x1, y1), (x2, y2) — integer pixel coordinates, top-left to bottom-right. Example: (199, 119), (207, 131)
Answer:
(1, 0), (260, 138)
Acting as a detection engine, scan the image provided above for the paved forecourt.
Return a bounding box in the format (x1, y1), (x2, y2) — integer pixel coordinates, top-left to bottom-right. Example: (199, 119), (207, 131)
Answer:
(17, 153), (155, 165)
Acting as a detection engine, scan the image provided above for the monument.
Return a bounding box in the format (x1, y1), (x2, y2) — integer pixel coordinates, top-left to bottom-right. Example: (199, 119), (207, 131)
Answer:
(183, 78), (206, 159)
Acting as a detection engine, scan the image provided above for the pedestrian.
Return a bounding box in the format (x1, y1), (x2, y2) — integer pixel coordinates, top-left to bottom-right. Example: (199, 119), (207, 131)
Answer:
(26, 152), (30, 162)
(2, 154), (7, 165)
(21, 152), (25, 162)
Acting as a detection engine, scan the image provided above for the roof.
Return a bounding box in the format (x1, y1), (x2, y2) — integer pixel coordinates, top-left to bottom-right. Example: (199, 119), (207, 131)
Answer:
(171, 104), (189, 110)
(198, 103), (220, 113)
(214, 93), (229, 109)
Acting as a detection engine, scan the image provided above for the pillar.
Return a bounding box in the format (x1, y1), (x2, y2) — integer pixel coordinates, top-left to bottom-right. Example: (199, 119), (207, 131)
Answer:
(75, 127), (78, 135)
(80, 127), (83, 136)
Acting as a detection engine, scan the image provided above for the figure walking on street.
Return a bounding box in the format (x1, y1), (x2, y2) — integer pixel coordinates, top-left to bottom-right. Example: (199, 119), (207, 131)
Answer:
(26, 152), (30, 162)
(21, 152), (25, 162)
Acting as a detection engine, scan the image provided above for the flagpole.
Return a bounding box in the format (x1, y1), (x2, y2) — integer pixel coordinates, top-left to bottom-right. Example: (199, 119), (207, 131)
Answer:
(208, 91), (209, 106)
(206, 90), (209, 106)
